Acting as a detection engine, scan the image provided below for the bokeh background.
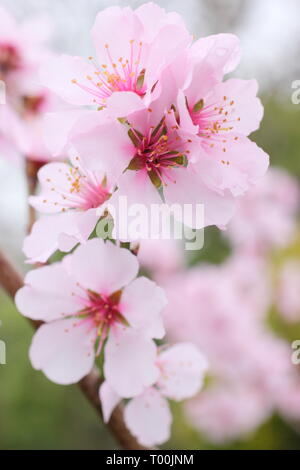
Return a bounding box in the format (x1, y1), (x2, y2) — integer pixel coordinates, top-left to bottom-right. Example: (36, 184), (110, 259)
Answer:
(1, 0), (300, 449)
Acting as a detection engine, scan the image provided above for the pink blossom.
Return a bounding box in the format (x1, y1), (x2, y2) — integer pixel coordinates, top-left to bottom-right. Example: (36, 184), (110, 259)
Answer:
(137, 239), (185, 281)
(276, 260), (300, 322)
(225, 167), (299, 253)
(40, 3), (191, 111)
(16, 238), (167, 396)
(0, 5), (65, 162)
(69, 64), (268, 230)
(0, 6), (49, 89)
(23, 152), (112, 263)
(100, 342), (208, 447)
(71, 95), (238, 229)
(177, 32), (268, 199)
(185, 384), (271, 443)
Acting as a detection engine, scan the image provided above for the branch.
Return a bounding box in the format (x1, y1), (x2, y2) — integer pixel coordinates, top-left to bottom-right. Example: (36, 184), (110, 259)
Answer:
(25, 160), (42, 233)
(0, 248), (148, 450)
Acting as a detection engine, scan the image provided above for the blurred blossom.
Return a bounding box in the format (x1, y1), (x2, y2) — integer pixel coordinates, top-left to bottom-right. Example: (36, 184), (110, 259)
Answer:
(276, 260), (300, 323)
(225, 167), (300, 254)
(161, 255), (300, 443)
(0, 5), (67, 163)
(185, 384), (271, 443)
(138, 238), (185, 281)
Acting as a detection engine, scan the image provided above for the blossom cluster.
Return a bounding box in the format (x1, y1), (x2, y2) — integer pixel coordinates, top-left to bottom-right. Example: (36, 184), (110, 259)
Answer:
(0, 2), (276, 448)
(143, 167), (300, 444)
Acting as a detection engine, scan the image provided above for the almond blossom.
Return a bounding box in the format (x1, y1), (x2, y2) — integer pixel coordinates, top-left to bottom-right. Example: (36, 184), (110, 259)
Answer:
(100, 342), (208, 447)
(0, 5), (65, 163)
(40, 3), (192, 156)
(68, 56), (269, 230)
(276, 260), (300, 322)
(16, 238), (167, 396)
(23, 152), (112, 263)
(225, 167), (299, 254)
(71, 94), (241, 229)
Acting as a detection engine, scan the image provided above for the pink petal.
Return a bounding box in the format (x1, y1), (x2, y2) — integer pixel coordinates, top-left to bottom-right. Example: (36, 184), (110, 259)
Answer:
(30, 162), (76, 213)
(99, 381), (121, 423)
(29, 319), (95, 385)
(190, 33), (241, 77)
(43, 109), (89, 157)
(104, 327), (159, 397)
(121, 277), (167, 339)
(124, 388), (172, 447)
(15, 263), (84, 321)
(206, 78), (264, 136)
(157, 343), (208, 401)
(70, 238), (139, 295)
(40, 54), (96, 106)
(71, 118), (134, 182)
(198, 135), (269, 197)
(164, 165), (236, 228)
(106, 91), (145, 118)
(92, 6), (143, 68)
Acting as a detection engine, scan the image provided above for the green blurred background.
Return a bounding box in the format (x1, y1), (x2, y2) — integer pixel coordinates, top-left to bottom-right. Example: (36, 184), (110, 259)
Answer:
(1, 0), (300, 449)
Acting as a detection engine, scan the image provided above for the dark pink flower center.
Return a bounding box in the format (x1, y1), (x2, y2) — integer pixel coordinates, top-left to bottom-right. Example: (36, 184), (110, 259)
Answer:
(0, 43), (21, 77)
(74, 289), (126, 355)
(22, 94), (45, 115)
(127, 117), (191, 189)
(83, 290), (123, 328)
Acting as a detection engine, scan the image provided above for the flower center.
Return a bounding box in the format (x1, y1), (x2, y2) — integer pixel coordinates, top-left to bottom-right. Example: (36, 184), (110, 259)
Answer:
(22, 94), (45, 115)
(126, 116), (190, 189)
(189, 96), (240, 162)
(72, 40), (146, 106)
(77, 289), (127, 355)
(0, 44), (21, 78)
(84, 290), (123, 328)
(42, 159), (110, 212)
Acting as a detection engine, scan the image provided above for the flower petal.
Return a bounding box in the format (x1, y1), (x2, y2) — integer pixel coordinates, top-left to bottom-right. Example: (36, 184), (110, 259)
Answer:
(70, 238), (139, 295)
(121, 277), (167, 339)
(99, 381), (121, 423)
(157, 343), (208, 401)
(15, 263), (85, 321)
(124, 388), (172, 447)
(29, 319), (95, 385)
(104, 327), (159, 397)
(40, 54), (96, 106)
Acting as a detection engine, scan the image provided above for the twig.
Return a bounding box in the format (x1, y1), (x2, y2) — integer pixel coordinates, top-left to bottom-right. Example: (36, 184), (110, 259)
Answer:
(0, 248), (148, 450)
(25, 159), (43, 234)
